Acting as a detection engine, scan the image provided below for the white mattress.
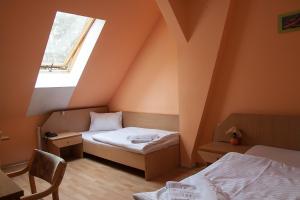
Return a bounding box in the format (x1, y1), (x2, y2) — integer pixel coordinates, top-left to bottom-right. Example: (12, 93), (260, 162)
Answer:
(245, 145), (300, 168)
(82, 127), (179, 154)
(82, 130), (116, 148)
(134, 152), (300, 200)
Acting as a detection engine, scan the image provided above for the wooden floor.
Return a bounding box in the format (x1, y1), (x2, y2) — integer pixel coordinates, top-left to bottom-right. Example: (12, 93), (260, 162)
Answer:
(4, 156), (202, 200)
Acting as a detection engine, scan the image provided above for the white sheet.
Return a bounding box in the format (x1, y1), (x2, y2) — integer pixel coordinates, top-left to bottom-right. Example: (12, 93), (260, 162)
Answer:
(245, 145), (300, 168)
(133, 152), (300, 200)
(82, 127), (179, 154)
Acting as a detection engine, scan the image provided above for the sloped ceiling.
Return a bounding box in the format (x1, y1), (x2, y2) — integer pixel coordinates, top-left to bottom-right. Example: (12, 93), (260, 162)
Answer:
(0, 0), (161, 119)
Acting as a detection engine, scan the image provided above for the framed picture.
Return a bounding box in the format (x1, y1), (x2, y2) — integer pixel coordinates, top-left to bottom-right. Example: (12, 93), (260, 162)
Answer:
(278, 10), (300, 33)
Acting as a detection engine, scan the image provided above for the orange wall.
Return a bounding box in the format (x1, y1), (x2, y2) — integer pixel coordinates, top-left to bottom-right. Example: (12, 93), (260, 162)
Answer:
(2, 0), (300, 167)
(152, 0), (300, 166)
(156, 0), (232, 166)
(0, 0), (160, 165)
(68, 1), (160, 108)
(110, 18), (179, 114)
(0, 116), (47, 165)
(176, 0), (231, 165)
(200, 0), (300, 145)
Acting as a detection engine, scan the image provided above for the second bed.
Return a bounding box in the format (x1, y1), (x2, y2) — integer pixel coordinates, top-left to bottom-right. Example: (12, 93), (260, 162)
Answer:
(133, 145), (300, 200)
(82, 127), (179, 180)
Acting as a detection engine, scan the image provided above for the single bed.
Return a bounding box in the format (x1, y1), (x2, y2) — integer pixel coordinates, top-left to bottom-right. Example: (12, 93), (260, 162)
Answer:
(83, 127), (179, 154)
(41, 107), (180, 180)
(83, 127), (180, 180)
(133, 113), (300, 199)
(134, 145), (300, 200)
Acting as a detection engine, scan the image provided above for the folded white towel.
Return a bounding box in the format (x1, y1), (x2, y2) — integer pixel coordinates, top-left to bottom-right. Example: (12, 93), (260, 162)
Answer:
(127, 134), (159, 144)
(166, 181), (201, 200)
(166, 181), (197, 190)
(160, 178), (227, 200)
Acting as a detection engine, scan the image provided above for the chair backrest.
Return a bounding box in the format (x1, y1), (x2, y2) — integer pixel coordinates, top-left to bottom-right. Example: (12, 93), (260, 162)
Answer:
(28, 149), (67, 184)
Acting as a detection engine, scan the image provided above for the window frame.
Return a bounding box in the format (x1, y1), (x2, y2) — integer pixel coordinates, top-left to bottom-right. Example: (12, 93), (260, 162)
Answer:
(40, 18), (95, 72)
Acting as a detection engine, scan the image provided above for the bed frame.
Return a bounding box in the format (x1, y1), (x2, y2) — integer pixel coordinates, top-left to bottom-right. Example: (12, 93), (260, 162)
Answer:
(214, 113), (300, 151)
(41, 107), (180, 180)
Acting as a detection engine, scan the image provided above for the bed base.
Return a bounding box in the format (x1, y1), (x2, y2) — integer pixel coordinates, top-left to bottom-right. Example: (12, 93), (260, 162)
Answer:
(83, 141), (179, 180)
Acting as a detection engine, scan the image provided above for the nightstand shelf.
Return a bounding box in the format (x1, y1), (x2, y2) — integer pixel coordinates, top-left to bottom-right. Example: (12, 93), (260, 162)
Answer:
(198, 142), (252, 164)
(45, 132), (83, 160)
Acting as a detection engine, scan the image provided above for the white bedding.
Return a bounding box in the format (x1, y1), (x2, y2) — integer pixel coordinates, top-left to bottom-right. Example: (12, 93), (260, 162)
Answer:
(134, 152), (300, 200)
(245, 145), (300, 168)
(83, 127), (179, 154)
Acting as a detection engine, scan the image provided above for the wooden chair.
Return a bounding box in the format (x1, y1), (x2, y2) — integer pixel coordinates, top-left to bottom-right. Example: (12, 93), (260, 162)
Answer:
(7, 149), (67, 200)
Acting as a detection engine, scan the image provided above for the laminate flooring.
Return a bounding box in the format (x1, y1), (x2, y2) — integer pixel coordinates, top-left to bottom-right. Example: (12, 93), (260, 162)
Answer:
(5, 156), (202, 200)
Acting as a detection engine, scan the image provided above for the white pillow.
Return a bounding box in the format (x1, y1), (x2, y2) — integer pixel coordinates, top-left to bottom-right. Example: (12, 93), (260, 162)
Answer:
(89, 112), (122, 131)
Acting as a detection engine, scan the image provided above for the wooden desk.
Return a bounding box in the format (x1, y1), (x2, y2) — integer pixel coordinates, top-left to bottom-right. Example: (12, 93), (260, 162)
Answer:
(0, 171), (23, 200)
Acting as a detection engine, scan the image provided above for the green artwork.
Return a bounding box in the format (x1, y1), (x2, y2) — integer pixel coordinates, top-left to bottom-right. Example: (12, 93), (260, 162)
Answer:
(279, 10), (300, 33)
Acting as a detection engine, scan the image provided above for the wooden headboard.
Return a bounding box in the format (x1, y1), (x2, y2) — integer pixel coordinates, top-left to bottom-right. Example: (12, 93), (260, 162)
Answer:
(123, 112), (178, 131)
(214, 113), (300, 151)
(41, 107), (108, 134)
(41, 108), (179, 134)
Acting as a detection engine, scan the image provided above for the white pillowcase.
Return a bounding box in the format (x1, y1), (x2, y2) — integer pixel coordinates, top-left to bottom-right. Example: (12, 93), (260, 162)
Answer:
(89, 112), (122, 131)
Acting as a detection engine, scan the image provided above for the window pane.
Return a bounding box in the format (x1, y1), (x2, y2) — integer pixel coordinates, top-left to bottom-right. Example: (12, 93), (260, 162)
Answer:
(42, 12), (91, 66)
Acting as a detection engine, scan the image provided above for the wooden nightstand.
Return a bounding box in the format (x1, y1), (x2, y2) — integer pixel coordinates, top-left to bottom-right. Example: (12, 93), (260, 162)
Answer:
(198, 142), (252, 164)
(45, 132), (83, 160)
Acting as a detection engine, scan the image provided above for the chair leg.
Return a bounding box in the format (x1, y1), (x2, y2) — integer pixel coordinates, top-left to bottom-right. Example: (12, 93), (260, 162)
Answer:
(29, 175), (37, 194)
(52, 189), (59, 200)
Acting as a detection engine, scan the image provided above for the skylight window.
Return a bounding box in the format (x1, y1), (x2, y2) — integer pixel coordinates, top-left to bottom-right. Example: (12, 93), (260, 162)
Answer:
(41, 12), (94, 71)
(35, 11), (105, 88)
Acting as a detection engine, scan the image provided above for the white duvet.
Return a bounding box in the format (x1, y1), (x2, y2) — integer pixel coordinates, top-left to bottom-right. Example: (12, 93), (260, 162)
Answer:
(134, 152), (300, 200)
(91, 127), (179, 154)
